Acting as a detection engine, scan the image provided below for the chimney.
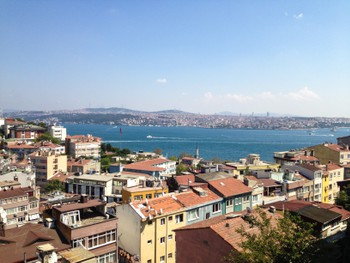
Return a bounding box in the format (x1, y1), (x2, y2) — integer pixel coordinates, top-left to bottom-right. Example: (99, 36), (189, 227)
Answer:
(80, 194), (88, 203)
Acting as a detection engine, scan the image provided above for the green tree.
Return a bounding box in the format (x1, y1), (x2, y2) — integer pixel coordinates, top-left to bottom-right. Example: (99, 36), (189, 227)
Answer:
(45, 179), (65, 193)
(226, 209), (318, 263)
(35, 132), (60, 144)
(336, 186), (350, 211)
(169, 156), (178, 162)
(176, 163), (188, 175)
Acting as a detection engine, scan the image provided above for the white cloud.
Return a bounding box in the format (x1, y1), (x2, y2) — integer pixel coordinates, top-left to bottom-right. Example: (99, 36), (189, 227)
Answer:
(156, 78), (167, 84)
(287, 86), (320, 101)
(204, 92), (214, 100)
(293, 13), (304, 20)
(225, 93), (253, 102)
(260, 91), (275, 100)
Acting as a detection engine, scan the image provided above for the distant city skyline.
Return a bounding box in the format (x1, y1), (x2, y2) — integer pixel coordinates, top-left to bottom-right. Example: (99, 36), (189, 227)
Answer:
(1, 1), (349, 117)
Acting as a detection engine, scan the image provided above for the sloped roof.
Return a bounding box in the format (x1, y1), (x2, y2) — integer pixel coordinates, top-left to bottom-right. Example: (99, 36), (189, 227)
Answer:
(208, 178), (252, 197)
(0, 187), (28, 199)
(176, 187), (222, 208)
(0, 223), (70, 263)
(195, 172), (233, 182)
(175, 174), (196, 186)
(123, 158), (173, 172)
(297, 205), (341, 224)
(131, 195), (184, 218)
(176, 211), (281, 251)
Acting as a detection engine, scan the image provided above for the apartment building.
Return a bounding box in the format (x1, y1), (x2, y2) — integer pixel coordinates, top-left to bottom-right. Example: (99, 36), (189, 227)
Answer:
(122, 158), (176, 180)
(51, 196), (118, 262)
(33, 150), (67, 188)
(175, 185), (223, 224)
(9, 124), (46, 141)
(283, 164), (323, 202)
(48, 125), (67, 141)
(0, 186), (40, 230)
(122, 181), (168, 204)
(67, 158), (100, 174)
(65, 135), (101, 159)
(116, 195), (186, 263)
(306, 143), (350, 165)
(66, 174), (115, 200)
(273, 150), (319, 165)
(322, 163), (344, 204)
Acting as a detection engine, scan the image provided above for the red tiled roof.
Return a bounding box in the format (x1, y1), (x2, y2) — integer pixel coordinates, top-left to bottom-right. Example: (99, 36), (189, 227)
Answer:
(132, 195), (184, 217)
(265, 200), (310, 211)
(176, 187), (222, 208)
(0, 188), (28, 199)
(6, 142), (37, 149)
(325, 144), (350, 152)
(49, 172), (74, 182)
(208, 178), (252, 197)
(290, 155), (318, 161)
(176, 211), (281, 251)
(175, 174), (196, 186)
(123, 158), (172, 172)
(0, 223), (70, 263)
(326, 163), (343, 171)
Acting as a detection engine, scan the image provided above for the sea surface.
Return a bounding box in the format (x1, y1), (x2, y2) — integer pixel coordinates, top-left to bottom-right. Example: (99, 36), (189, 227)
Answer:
(63, 124), (350, 162)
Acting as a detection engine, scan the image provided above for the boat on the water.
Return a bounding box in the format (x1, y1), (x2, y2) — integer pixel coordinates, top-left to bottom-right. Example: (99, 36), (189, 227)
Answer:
(146, 135), (153, 139)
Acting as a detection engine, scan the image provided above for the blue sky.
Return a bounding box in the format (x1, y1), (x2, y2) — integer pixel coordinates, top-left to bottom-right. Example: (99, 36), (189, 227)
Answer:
(1, 1), (349, 117)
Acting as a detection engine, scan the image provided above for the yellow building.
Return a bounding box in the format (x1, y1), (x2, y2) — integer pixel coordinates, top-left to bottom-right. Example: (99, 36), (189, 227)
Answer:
(33, 150), (67, 188)
(322, 171), (330, 203)
(116, 195), (186, 263)
(226, 154), (280, 179)
(122, 183), (169, 204)
(325, 163), (344, 204)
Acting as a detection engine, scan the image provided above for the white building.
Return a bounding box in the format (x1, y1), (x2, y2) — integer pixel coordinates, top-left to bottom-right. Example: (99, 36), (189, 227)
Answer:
(48, 125), (67, 142)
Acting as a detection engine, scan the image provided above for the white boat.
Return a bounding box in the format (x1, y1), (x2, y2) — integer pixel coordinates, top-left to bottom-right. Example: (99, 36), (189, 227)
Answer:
(146, 135), (153, 139)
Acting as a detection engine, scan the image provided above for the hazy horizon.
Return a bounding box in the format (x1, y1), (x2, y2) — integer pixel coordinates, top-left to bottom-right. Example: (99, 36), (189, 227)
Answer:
(1, 1), (349, 117)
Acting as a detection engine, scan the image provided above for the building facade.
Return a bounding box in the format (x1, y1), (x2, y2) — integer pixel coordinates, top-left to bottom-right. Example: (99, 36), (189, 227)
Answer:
(33, 150), (68, 188)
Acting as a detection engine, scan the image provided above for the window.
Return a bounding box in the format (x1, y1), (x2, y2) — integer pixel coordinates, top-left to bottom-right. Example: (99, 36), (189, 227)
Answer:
(19, 205), (27, 212)
(160, 256), (165, 262)
(86, 230), (116, 249)
(160, 218), (165, 225)
(6, 207), (17, 215)
(175, 214), (183, 223)
(73, 238), (86, 248)
(146, 194), (152, 199)
(243, 196), (250, 202)
(235, 198), (242, 205)
(134, 195), (143, 201)
(188, 209), (199, 221)
(168, 234), (173, 240)
(226, 199), (233, 207)
(147, 240), (152, 245)
(147, 260), (152, 263)
(168, 253), (173, 258)
(212, 203), (221, 213)
(30, 201), (38, 209)
(252, 195), (258, 201)
(160, 237), (165, 243)
(97, 252), (116, 263)
(168, 216), (173, 221)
